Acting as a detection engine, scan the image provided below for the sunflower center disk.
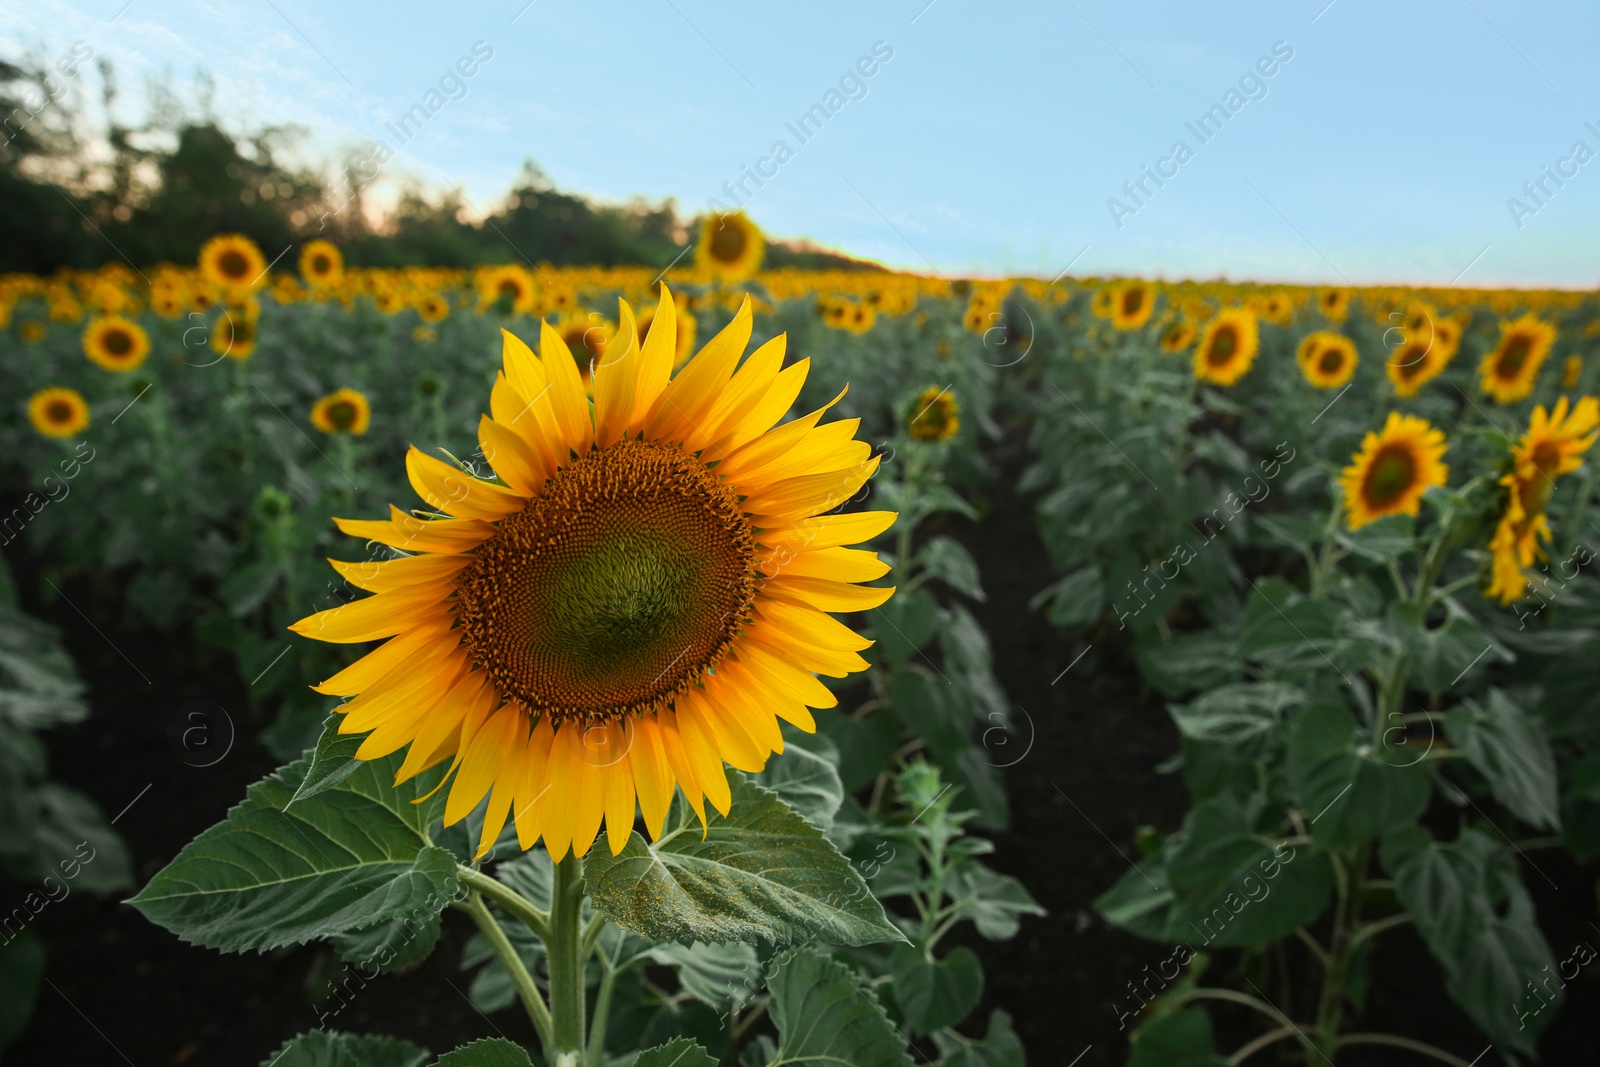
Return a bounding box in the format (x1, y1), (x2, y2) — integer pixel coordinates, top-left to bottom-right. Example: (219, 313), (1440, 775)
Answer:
(1364, 446), (1417, 507)
(456, 439), (758, 725)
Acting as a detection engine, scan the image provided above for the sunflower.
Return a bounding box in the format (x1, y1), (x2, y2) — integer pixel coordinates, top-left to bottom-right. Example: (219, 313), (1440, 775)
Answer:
(1109, 282), (1154, 331)
(963, 293), (998, 333)
(1562, 355), (1583, 392)
(479, 265), (539, 316)
(83, 315), (150, 372)
(212, 303), (260, 360)
(846, 303), (877, 334)
(1192, 307), (1259, 386)
(28, 387), (90, 439)
(908, 386), (959, 441)
(419, 293), (451, 324)
(1480, 314), (1556, 404)
(290, 288), (893, 860)
(1317, 288), (1350, 323)
(1158, 319), (1195, 353)
(199, 234), (268, 295)
(1260, 291), (1293, 326)
(1339, 412), (1449, 529)
(1297, 331), (1357, 389)
(310, 388), (372, 435)
(300, 240), (344, 287)
(695, 212), (764, 283)
(1384, 332), (1453, 398)
(1090, 286), (1116, 319)
(1512, 394), (1600, 491)
(635, 300), (698, 369)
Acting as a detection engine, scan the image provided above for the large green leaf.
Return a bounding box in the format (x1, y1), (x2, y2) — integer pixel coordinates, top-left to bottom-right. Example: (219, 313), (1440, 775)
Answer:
(1388, 600), (1507, 694)
(945, 863), (1045, 940)
(1168, 683), (1302, 751)
(1286, 703), (1431, 850)
(931, 1009), (1025, 1067)
(765, 947), (913, 1067)
(917, 536), (986, 602)
(331, 909), (442, 973)
(647, 941), (762, 1012)
(291, 712), (365, 805)
(30, 783), (133, 892)
(1382, 827), (1558, 1056)
(1236, 579), (1344, 674)
(258, 1030), (430, 1067)
(889, 944), (983, 1034)
(1446, 690), (1560, 831)
(1093, 850), (1175, 942)
(635, 1038), (718, 1067)
(129, 755), (460, 953)
(1164, 796), (1335, 947)
(584, 776), (904, 947)
(429, 1038), (534, 1066)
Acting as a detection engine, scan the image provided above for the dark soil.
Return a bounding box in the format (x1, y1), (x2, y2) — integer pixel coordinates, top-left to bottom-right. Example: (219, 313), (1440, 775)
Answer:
(4, 443), (1599, 1066)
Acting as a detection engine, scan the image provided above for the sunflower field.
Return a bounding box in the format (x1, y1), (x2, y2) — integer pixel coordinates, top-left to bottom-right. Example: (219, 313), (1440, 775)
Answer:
(3, 220), (1600, 1067)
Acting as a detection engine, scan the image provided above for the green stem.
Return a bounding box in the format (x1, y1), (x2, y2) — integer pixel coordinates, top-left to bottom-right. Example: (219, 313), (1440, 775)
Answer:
(458, 894), (553, 1050)
(548, 852), (588, 1063)
(585, 951), (616, 1067)
(1336, 1033), (1474, 1066)
(458, 865), (553, 941)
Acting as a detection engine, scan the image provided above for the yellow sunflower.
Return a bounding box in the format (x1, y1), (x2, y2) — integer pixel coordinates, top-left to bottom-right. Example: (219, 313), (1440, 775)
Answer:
(1158, 319), (1195, 353)
(1482, 397), (1600, 604)
(300, 240), (344, 287)
(1385, 333), (1452, 398)
(199, 234), (268, 295)
(1562, 354), (1583, 392)
(908, 387), (959, 441)
(310, 388), (372, 435)
(83, 314), (150, 372)
(1109, 282), (1154, 331)
(290, 288), (892, 861)
(635, 300), (698, 369)
(1317, 288), (1350, 323)
(419, 293), (451, 324)
(1480, 314), (1556, 404)
(479, 265), (539, 316)
(1298, 331), (1357, 389)
(28, 387), (90, 439)
(1339, 412), (1449, 529)
(695, 211), (764, 283)
(1193, 307), (1259, 386)
(212, 303), (260, 360)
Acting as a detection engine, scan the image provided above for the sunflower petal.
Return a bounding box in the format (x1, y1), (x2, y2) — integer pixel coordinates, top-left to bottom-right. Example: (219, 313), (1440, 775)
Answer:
(406, 447), (525, 521)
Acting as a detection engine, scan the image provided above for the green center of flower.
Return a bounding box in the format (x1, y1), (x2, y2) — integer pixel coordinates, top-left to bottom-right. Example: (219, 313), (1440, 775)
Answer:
(1496, 335), (1532, 378)
(710, 222), (748, 263)
(1207, 325), (1238, 365)
(455, 439), (758, 724)
(1364, 445), (1417, 507)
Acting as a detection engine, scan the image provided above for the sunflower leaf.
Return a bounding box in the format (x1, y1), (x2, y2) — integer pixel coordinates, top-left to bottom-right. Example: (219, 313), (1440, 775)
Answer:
(257, 1030), (430, 1067)
(766, 946), (914, 1067)
(129, 755), (460, 954)
(583, 775), (906, 947)
(428, 1037), (535, 1066)
(635, 1038), (718, 1067)
(291, 712), (366, 805)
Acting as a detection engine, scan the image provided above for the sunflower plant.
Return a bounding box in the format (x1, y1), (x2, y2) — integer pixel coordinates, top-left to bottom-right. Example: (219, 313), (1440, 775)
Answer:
(124, 289), (1027, 1066)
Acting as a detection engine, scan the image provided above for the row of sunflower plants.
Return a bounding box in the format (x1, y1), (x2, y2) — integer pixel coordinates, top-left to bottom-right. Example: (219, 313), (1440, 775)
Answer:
(1023, 278), (1600, 1062)
(0, 556), (132, 1057)
(124, 290), (1035, 1065)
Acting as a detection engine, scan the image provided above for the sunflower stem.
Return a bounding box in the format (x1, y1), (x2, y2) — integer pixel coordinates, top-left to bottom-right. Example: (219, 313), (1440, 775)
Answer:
(459, 893), (553, 1050)
(548, 852), (588, 1063)
(458, 865), (552, 941)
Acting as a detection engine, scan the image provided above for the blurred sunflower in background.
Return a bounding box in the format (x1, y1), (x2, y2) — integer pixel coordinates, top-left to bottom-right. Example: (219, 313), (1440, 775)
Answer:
(310, 388), (371, 435)
(1486, 396), (1600, 603)
(556, 312), (614, 387)
(291, 287), (892, 860)
(1480, 314), (1556, 403)
(199, 234), (267, 296)
(28, 387), (90, 439)
(212, 302), (260, 360)
(1297, 331), (1357, 389)
(1317, 288), (1350, 322)
(1340, 412), (1449, 529)
(83, 314), (150, 372)
(1158, 318), (1195, 353)
(1109, 282), (1154, 330)
(1385, 330), (1454, 398)
(419, 293), (451, 324)
(695, 211), (764, 282)
(478, 264), (538, 316)
(300, 239), (344, 288)
(19, 320), (47, 343)
(909, 386), (959, 441)
(1192, 306), (1259, 386)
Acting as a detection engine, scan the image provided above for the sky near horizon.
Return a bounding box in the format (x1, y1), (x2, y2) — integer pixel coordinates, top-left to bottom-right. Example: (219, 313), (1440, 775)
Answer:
(4, 0), (1599, 287)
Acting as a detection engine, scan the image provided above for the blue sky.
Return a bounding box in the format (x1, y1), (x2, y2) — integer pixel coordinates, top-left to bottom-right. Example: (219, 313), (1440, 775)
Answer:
(6, 0), (1599, 286)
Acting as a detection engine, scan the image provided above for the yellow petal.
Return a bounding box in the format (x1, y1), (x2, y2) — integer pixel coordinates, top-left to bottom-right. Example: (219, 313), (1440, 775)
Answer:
(759, 510), (897, 551)
(741, 457), (881, 523)
(290, 586), (450, 644)
(511, 717), (556, 850)
(717, 384), (847, 481)
(754, 597), (874, 651)
(592, 301), (641, 449)
(406, 447), (525, 521)
(445, 704), (521, 826)
(764, 576), (895, 614)
(478, 414), (549, 496)
(645, 297), (752, 444)
(538, 319), (595, 456)
(328, 553), (470, 594)
(631, 285), (677, 429)
(312, 619), (456, 695)
(629, 717), (676, 840)
(682, 334), (785, 455)
(760, 545), (889, 584)
(335, 507), (493, 554)
(708, 358), (810, 460)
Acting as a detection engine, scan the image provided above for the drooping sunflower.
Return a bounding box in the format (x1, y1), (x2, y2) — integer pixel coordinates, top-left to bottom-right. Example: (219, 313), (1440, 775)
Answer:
(1480, 314), (1556, 404)
(635, 299), (698, 370)
(1158, 318), (1195, 353)
(1317, 288), (1350, 323)
(1109, 282), (1154, 331)
(1192, 307), (1259, 386)
(1297, 331), (1357, 389)
(695, 211), (764, 283)
(28, 387), (90, 439)
(300, 240), (344, 287)
(1484, 397), (1600, 603)
(290, 288), (892, 860)
(1339, 412), (1449, 529)
(908, 386), (959, 441)
(199, 234), (268, 295)
(310, 388), (372, 435)
(82, 314), (150, 372)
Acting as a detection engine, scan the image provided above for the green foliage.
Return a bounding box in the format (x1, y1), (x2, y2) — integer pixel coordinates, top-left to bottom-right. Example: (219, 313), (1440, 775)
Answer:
(428, 1038), (536, 1066)
(765, 947), (914, 1067)
(258, 1030), (430, 1067)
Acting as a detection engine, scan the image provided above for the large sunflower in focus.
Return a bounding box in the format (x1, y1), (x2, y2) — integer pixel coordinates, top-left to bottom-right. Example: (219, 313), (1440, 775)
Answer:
(1480, 314), (1556, 404)
(696, 212), (764, 282)
(291, 287), (893, 860)
(1339, 412), (1449, 529)
(1193, 307), (1259, 386)
(199, 234), (268, 296)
